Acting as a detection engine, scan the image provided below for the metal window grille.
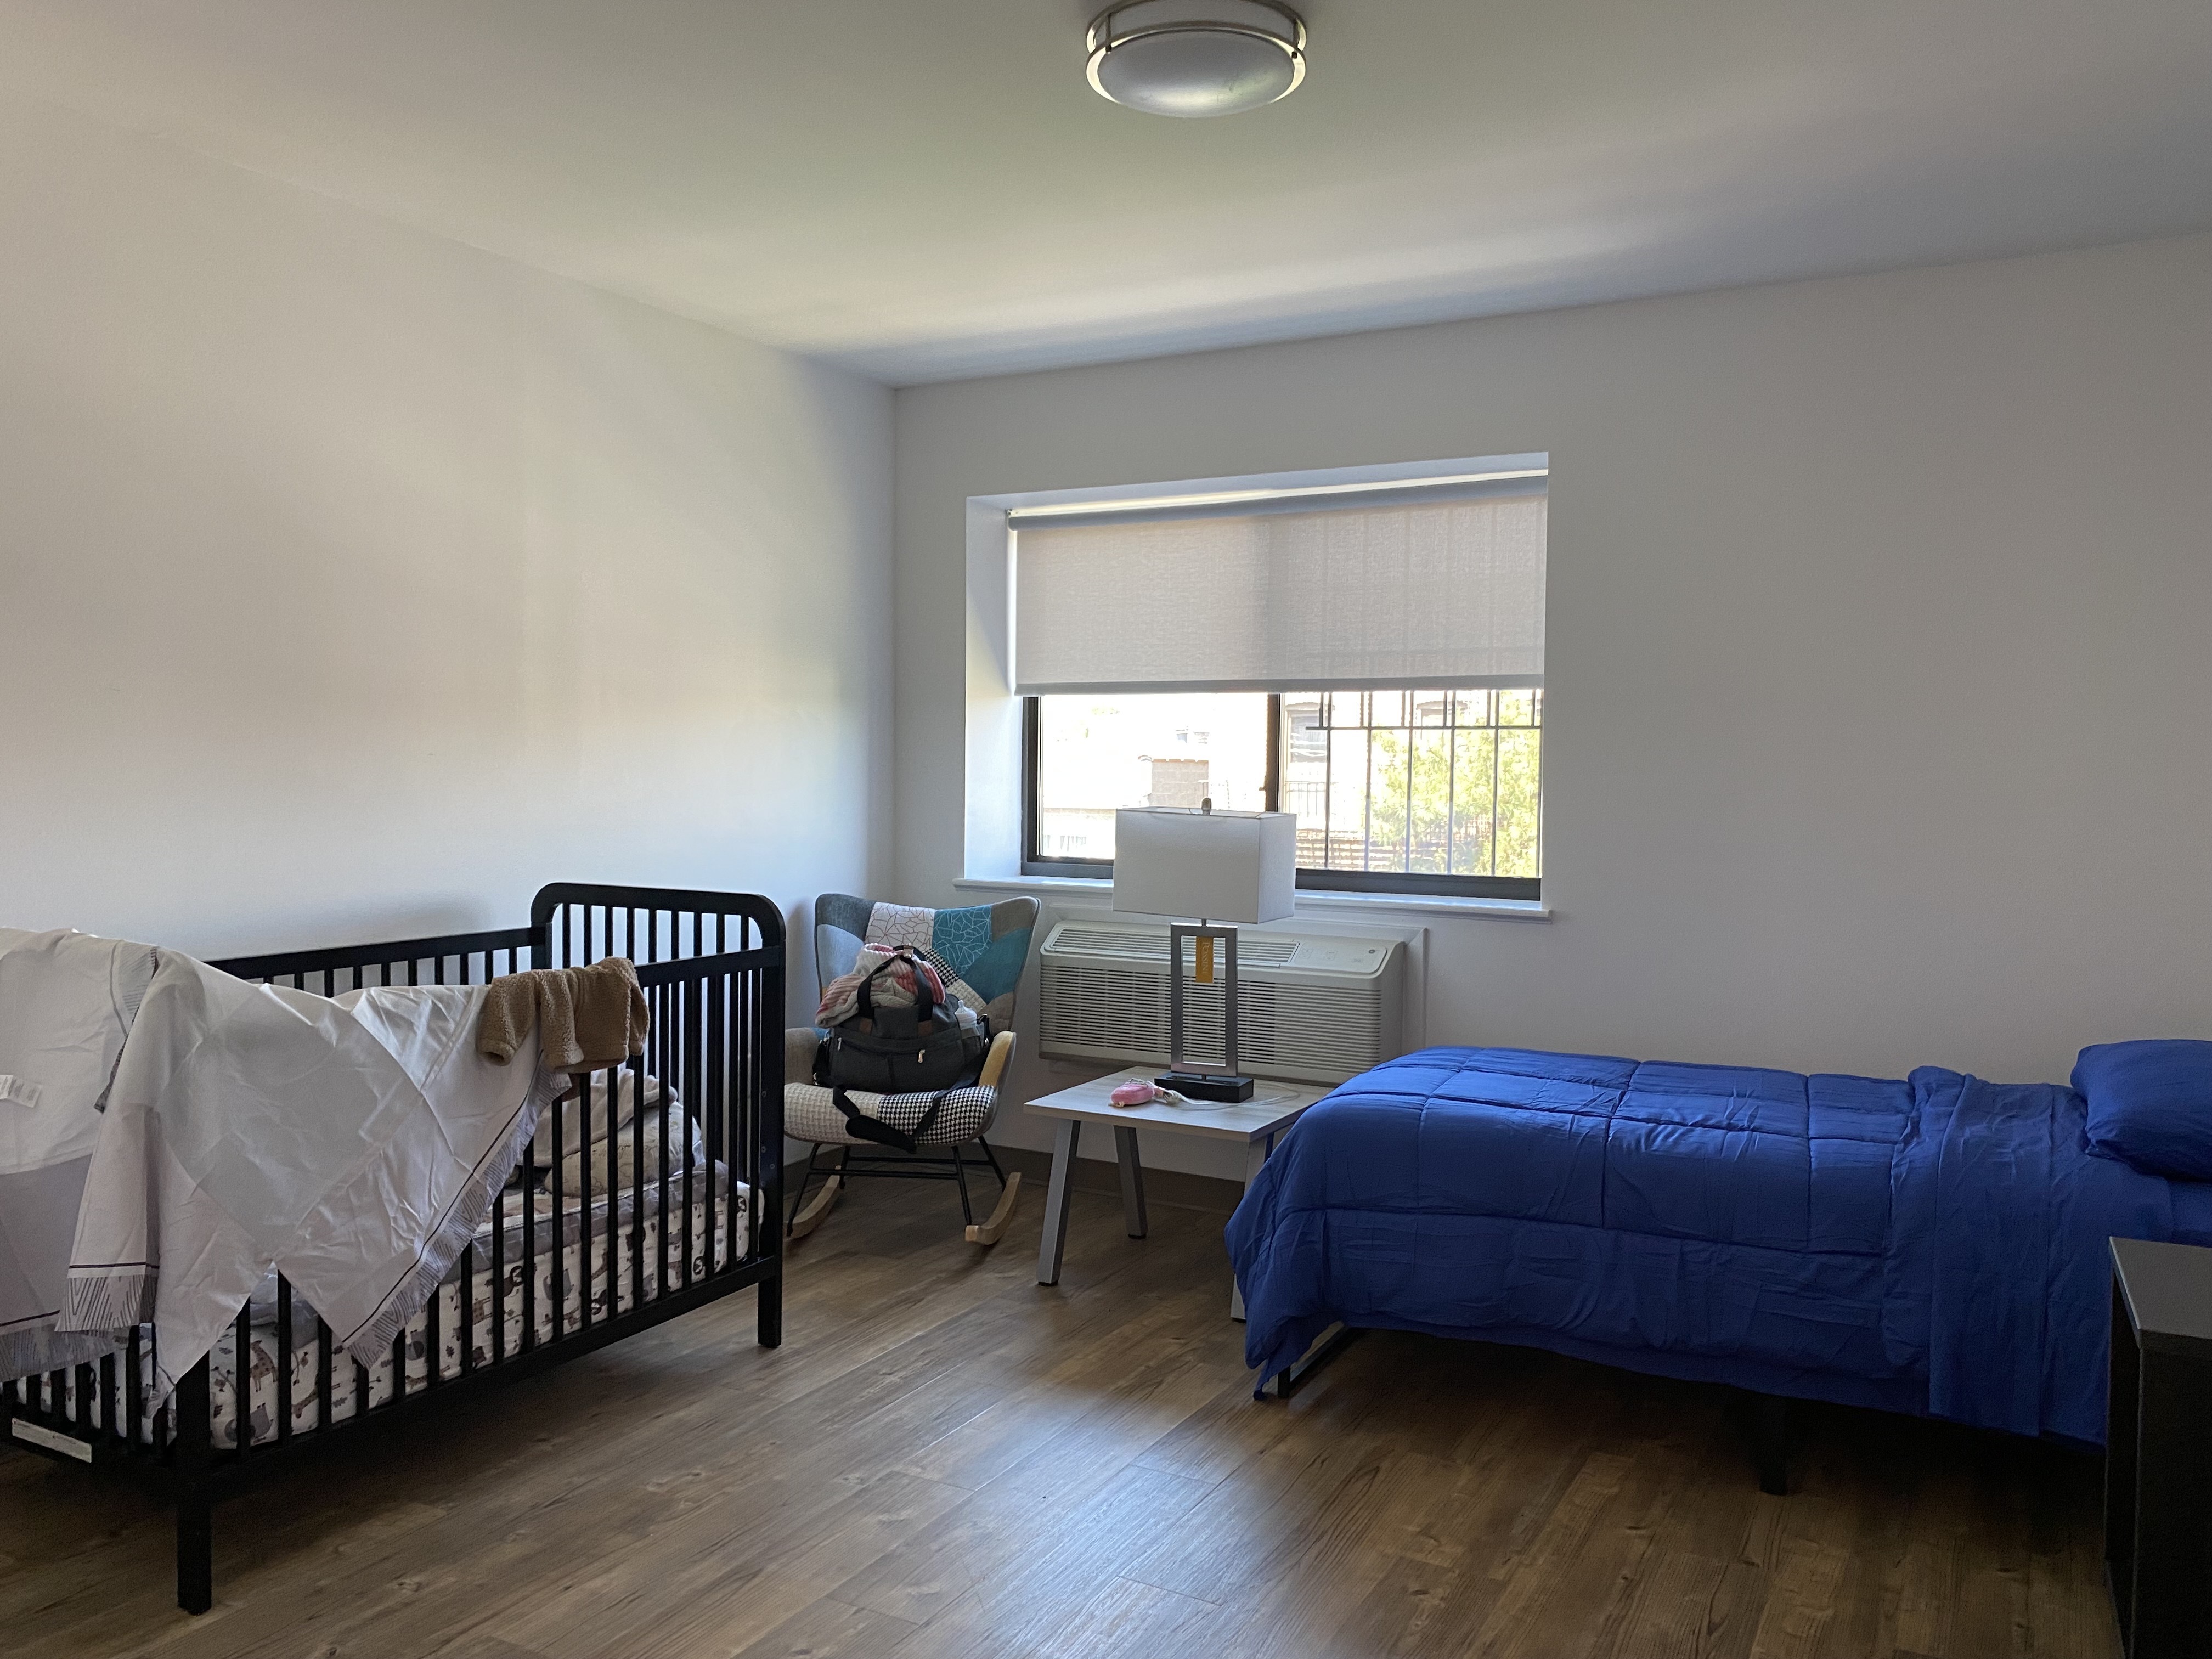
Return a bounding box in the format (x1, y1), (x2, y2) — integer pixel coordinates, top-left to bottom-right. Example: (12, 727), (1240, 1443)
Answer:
(1284, 689), (1542, 883)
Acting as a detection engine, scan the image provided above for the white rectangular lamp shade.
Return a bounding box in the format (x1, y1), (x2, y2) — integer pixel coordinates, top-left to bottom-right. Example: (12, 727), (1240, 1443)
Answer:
(1111, 809), (1297, 925)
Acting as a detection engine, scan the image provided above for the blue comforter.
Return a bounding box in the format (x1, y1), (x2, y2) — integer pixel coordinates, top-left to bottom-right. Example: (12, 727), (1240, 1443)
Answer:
(1228, 1047), (2212, 1442)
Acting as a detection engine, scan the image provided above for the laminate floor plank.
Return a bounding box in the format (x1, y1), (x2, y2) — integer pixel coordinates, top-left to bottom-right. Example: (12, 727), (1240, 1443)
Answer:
(867, 1464), (1222, 1659)
(0, 1180), (2121, 1658)
(724, 1593), (918, 1659)
(1032, 1575), (1237, 1659)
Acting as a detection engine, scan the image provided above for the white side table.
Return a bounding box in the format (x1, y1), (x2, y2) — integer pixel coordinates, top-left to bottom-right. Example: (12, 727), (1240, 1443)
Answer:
(1025, 1065), (1329, 1317)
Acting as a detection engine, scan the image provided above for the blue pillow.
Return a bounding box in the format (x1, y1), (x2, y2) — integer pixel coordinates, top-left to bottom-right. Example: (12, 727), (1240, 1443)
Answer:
(2075, 1040), (2212, 1181)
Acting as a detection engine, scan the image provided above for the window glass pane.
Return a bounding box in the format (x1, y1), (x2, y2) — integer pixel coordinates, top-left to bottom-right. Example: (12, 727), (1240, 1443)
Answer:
(1327, 727), (1367, 866)
(1365, 726), (1410, 870)
(1408, 727), (1452, 873)
(1496, 724), (1543, 877)
(1451, 727), (1497, 873)
(1282, 694), (1328, 864)
(1033, 693), (1269, 862)
(1278, 687), (1543, 883)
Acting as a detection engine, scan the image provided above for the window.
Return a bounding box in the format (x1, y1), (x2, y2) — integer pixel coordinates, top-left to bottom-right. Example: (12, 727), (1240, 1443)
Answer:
(1013, 463), (1547, 899)
(1025, 687), (1542, 897)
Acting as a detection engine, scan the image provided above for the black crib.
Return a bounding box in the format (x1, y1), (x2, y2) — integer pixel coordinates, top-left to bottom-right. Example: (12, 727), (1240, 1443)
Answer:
(0, 882), (785, 1613)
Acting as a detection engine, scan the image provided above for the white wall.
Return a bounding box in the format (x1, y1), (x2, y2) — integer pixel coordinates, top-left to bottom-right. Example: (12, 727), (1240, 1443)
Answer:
(0, 96), (892, 969)
(894, 233), (2212, 1178)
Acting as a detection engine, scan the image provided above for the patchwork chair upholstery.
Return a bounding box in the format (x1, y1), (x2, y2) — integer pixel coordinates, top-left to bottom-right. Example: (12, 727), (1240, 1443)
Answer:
(785, 894), (1038, 1242)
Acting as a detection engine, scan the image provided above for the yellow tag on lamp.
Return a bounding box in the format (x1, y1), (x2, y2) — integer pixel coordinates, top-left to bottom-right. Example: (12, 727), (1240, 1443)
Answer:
(1195, 934), (1215, 985)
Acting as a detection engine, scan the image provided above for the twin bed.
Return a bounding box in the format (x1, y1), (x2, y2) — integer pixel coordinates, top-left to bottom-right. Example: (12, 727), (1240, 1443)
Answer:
(0, 883), (785, 1612)
(1230, 1043), (2212, 1453)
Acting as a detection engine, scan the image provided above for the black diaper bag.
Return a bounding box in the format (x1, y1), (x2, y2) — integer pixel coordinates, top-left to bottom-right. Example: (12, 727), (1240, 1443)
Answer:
(812, 950), (986, 1151)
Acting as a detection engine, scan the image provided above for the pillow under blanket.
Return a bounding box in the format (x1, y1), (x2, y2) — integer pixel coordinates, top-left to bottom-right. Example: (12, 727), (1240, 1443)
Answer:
(528, 1068), (667, 1161)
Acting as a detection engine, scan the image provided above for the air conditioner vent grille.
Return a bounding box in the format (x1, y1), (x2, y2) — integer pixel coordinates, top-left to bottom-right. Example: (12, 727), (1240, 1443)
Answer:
(1048, 925), (1300, 969)
(1037, 921), (1404, 1085)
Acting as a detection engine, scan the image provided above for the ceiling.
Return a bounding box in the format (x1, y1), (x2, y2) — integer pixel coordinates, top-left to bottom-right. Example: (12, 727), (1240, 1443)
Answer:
(3, 1), (2208, 383)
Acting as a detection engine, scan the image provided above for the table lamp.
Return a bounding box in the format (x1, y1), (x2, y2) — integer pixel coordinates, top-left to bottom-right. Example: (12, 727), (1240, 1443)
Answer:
(1112, 802), (1297, 1102)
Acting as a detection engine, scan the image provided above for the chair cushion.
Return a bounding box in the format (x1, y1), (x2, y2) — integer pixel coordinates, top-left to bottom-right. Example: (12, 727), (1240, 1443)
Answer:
(785, 1081), (998, 1148)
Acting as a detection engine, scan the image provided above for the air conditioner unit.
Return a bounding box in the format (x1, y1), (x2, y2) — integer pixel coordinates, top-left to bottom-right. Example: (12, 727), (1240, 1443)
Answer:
(1037, 918), (1405, 1086)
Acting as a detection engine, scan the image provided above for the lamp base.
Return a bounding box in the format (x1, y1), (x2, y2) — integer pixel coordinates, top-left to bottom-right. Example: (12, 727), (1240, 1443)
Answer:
(1158, 1070), (1255, 1103)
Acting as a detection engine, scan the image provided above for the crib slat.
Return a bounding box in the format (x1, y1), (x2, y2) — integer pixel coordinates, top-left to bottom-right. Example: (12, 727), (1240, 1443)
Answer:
(460, 1240), (476, 1375)
(127, 1327), (143, 1449)
(425, 1239), (442, 1387)
(681, 977), (696, 1290)
(703, 969), (718, 1273)
(579, 1071), (595, 1334)
(521, 1126), (537, 1352)
(492, 1176), (507, 1363)
(657, 983), (670, 1300)
(551, 1084), (565, 1342)
(276, 1278), (293, 1443)
(228, 1301), (251, 1451)
(631, 1051), (647, 1315)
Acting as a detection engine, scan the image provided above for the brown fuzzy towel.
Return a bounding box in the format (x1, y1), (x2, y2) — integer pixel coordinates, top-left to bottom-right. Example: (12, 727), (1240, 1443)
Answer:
(478, 957), (648, 1073)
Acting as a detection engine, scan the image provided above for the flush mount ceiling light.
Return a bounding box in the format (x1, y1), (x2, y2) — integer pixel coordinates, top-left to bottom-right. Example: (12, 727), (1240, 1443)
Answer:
(1086, 0), (1307, 119)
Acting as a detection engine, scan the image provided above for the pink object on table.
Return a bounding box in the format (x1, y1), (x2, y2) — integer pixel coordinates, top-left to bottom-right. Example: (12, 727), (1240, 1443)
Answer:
(1109, 1079), (1190, 1109)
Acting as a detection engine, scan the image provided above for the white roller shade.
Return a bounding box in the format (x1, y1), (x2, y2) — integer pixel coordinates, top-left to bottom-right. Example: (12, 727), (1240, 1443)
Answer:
(1012, 479), (1546, 695)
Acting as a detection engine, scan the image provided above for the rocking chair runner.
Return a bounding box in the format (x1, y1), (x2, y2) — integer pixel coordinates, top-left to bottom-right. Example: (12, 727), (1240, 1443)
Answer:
(785, 894), (1037, 1244)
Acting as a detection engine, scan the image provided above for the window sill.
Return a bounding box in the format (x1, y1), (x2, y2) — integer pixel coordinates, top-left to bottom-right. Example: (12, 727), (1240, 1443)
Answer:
(952, 874), (1552, 923)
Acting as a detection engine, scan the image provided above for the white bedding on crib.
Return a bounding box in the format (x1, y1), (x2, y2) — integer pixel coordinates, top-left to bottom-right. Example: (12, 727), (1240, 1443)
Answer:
(20, 1166), (751, 1451)
(58, 952), (560, 1403)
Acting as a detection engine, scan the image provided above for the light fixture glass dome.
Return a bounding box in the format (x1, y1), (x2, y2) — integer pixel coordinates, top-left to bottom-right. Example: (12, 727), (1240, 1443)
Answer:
(1086, 0), (1307, 119)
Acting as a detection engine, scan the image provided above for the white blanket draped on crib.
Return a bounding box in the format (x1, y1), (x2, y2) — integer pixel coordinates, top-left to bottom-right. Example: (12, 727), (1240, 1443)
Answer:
(53, 951), (560, 1404)
(0, 927), (159, 1384)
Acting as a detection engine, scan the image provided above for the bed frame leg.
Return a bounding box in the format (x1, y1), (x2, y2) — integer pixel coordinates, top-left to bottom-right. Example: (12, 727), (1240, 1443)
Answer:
(1262, 1324), (1362, 1401)
(1754, 1392), (1790, 1496)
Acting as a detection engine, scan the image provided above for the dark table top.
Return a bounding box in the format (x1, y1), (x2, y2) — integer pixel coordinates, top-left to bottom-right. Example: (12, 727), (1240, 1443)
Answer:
(2112, 1237), (2212, 1358)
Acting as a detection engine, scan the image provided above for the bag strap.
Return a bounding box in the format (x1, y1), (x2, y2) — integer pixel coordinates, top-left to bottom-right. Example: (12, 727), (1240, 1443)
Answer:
(830, 1086), (951, 1155)
(852, 953), (897, 1023)
(854, 947), (939, 1027)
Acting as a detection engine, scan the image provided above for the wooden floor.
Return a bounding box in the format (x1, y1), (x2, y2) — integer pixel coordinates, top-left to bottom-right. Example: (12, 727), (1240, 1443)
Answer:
(2, 1173), (2120, 1659)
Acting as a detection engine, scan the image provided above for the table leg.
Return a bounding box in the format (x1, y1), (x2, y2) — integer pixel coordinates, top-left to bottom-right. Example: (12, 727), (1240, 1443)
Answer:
(1231, 1132), (1276, 1321)
(1036, 1118), (1082, 1286)
(1115, 1126), (1148, 1239)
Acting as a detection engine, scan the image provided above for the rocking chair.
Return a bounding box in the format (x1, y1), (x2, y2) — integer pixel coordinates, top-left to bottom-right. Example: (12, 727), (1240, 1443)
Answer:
(785, 893), (1037, 1245)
